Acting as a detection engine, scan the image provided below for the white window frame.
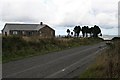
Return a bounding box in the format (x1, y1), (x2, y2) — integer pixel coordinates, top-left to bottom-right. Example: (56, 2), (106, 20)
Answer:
(22, 31), (25, 35)
(13, 31), (18, 35)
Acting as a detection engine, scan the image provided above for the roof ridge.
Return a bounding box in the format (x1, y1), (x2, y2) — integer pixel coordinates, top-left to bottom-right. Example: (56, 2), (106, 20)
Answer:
(3, 23), (47, 31)
(5, 23), (40, 25)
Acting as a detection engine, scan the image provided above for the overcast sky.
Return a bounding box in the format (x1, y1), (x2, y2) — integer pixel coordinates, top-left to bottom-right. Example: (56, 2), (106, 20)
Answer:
(0, 0), (119, 35)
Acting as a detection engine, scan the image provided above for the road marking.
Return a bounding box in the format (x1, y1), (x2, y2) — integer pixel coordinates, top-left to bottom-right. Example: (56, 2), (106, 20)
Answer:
(46, 53), (94, 78)
(62, 69), (65, 71)
(46, 47), (106, 78)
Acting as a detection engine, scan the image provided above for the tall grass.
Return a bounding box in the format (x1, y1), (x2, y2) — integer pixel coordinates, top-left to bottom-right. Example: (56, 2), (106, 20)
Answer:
(80, 40), (120, 78)
(2, 36), (103, 63)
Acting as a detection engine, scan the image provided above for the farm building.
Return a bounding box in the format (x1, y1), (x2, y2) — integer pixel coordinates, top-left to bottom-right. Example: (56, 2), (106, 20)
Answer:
(2, 22), (55, 38)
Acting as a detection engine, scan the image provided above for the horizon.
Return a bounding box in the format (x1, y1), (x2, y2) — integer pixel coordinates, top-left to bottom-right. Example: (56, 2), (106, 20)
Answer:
(0, 22), (119, 35)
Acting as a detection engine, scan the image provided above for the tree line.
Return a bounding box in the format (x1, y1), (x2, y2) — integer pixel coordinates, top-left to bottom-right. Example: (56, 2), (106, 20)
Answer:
(67, 25), (102, 38)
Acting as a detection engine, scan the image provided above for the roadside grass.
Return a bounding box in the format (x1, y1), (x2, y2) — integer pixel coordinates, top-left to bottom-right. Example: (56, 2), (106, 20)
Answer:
(80, 40), (120, 78)
(2, 36), (103, 63)
(80, 50), (108, 78)
(0, 56), (1, 64)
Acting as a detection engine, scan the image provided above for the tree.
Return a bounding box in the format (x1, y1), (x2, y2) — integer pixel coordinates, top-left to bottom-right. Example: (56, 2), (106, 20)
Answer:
(93, 25), (101, 37)
(100, 33), (102, 36)
(71, 32), (73, 36)
(66, 29), (70, 36)
(73, 26), (78, 37)
(86, 26), (89, 37)
(76, 26), (81, 37)
(82, 26), (87, 37)
(89, 27), (94, 37)
(73, 26), (81, 37)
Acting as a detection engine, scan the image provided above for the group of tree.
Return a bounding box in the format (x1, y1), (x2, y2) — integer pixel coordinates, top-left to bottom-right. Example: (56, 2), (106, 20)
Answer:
(66, 25), (102, 38)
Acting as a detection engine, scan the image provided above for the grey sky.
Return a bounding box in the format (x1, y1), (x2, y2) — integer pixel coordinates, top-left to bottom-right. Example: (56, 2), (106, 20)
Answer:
(0, 0), (119, 35)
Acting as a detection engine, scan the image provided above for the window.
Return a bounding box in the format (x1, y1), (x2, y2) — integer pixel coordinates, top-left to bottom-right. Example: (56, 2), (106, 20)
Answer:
(31, 32), (34, 35)
(13, 31), (18, 35)
(39, 31), (42, 36)
(22, 31), (25, 34)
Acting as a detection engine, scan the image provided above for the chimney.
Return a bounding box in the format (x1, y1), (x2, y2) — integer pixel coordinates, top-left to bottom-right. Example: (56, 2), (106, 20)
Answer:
(40, 22), (43, 25)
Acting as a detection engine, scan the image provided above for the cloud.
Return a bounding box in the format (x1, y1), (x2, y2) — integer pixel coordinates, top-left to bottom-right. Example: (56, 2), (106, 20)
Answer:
(1, 0), (55, 23)
(0, 0), (119, 35)
(96, 13), (117, 29)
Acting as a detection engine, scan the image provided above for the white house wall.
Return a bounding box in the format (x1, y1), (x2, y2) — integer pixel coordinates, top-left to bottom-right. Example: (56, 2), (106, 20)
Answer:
(3, 25), (10, 35)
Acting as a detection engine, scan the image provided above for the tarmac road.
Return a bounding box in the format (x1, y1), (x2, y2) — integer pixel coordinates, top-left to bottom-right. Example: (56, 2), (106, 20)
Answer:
(2, 42), (106, 78)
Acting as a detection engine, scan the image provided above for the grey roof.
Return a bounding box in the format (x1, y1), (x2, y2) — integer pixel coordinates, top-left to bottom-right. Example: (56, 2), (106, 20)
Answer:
(3, 23), (46, 31)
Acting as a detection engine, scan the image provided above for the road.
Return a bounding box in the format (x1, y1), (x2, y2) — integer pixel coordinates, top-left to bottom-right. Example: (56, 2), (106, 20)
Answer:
(2, 42), (106, 78)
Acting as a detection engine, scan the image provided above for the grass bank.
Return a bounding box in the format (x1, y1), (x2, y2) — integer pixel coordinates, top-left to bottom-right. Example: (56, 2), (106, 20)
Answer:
(2, 36), (103, 63)
(80, 40), (120, 78)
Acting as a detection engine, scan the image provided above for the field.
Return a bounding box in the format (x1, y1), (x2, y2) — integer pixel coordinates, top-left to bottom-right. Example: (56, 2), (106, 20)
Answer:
(2, 36), (103, 63)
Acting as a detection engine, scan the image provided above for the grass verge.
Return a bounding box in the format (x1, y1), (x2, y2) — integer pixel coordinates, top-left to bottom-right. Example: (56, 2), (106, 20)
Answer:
(2, 36), (103, 63)
(80, 40), (120, 78)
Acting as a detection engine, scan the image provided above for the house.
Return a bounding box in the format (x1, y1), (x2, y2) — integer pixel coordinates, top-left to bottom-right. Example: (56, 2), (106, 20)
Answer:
(2, 22), (55, 38)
